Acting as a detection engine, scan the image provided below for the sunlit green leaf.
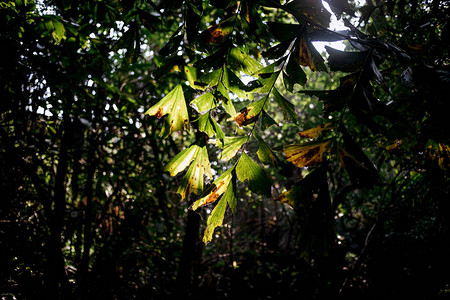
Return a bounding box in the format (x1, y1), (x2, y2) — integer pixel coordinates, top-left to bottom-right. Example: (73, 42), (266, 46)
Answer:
(236, 153), (272, 197)
(202, 188), (228, 244)
(145, 84), (190, 137)
(228, 47), (262, 75)
(214, 136), (248, 161)
(252, 71), (280, 93)
(194, 69), (221, 89)
(198, 113), (224, 138)
(177, 146), (212, 200)
(202, 182), (236, 244)
(164, 145), (201, 176)
(222, 67), (254, 99)
(190, 92), (217, 113)
(192, 167), (234, 210)
(184, 65), (200, 89)
(215, 82), (237, 117)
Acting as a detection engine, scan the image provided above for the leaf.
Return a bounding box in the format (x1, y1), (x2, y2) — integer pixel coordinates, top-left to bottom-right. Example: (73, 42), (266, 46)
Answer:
(184, 65), (200, 89)
(261, 110), (277, 129)
(194, 45), (229, 69)
(236, 153), (272, 197)
(368, 56), (387, 89)
(202, 188), (228, 244)
(234, 97), (267, 127)
(298, 73), (356, 113)
(252, 71), (280, 93)
(326, 46), (368, 72)
(153, 56), (185, 79)
(285, 54), (307, 87)
(255, 131), (279, 166)
(194, 69), (221, 89)
(239, 3), (270, 42)
(192, 167), (234, 210)
(138, 9), (161, 32)
(283, 140), (331, 168)
(262, 38), (295, 59)
(251, 59), (281, 76)
(338, 147), (379, 188)
(339, 125), (380, 187)
(308, 28), (350, 42)
(214, 136), (248, 161)
(198, 113), (224, 138)
(283, 0), (331, 28)
(177, 146), (212, 200)
(228, 47), (262, 75)
(52, 19), (65, 43)
(202, 183), (236, 244)
(200, 16), (235, 43)
(283, 70), (295, 93)
(266, 22), (302, 42)
(190, 92), (217, 113)
(222, 67), (254, 99)
(46, 18), (66, 43)
(273, 88), (298, 124)
(197, 113), (215, 137)
(217, 82), (237, 117)
(298, 123), (334, 139)
(145, 84), (189, 137)
(424, 140), (450, 170)
(296, 31), (328, 72)
(323, 0), (355, 16)
(159, 27), (184, 56)
(164, 145), (201, 176)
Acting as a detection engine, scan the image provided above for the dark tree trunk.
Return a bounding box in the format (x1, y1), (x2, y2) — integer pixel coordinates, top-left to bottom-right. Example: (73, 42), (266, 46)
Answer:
(176, 209), (201, 296)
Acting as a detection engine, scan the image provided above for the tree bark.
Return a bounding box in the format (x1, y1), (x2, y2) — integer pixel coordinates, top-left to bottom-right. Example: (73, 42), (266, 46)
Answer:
(176, 209), (201, 296)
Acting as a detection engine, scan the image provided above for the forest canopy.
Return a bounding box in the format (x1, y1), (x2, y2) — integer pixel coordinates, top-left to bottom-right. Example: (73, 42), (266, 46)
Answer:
(1, 0), (449, 299)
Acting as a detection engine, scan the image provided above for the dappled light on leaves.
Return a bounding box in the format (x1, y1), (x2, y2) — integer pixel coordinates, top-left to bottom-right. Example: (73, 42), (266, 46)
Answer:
(5, 0), (450, 298)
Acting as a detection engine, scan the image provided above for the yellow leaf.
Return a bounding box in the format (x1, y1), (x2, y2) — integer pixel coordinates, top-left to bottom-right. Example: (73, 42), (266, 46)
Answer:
(298, 123), (334, 139)
(283, 140), (331, 168)
(425, 140), (450, 170)
(385, 139), (402, 152)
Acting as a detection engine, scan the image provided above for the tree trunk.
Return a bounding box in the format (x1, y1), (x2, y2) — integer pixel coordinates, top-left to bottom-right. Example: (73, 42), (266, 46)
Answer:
(176, 209), (201, 296)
